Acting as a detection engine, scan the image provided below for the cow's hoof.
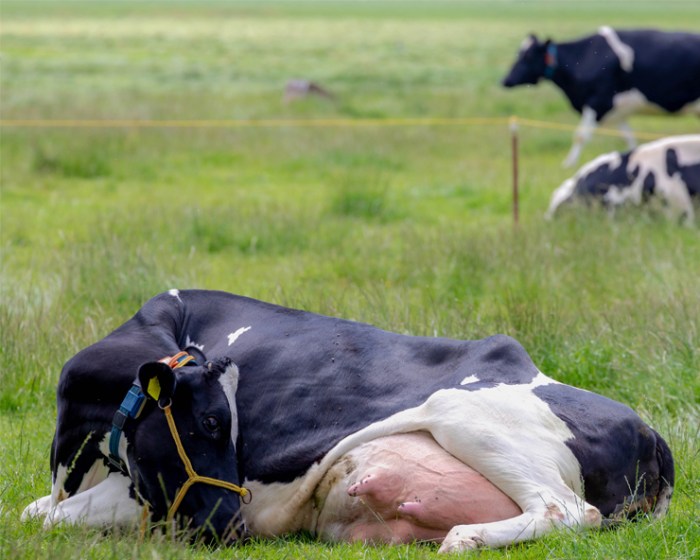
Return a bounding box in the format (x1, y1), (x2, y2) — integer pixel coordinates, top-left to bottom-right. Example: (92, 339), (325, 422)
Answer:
(21, 496), (52, 522)
(438, 529), (484, 553)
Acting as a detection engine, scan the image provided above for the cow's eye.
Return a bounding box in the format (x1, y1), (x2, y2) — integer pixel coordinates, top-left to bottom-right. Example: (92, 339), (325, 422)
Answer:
(202, 416), (221, 435)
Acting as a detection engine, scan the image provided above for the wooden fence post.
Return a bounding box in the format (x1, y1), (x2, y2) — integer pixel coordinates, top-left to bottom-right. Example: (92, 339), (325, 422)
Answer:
(510, 116), (519, 227)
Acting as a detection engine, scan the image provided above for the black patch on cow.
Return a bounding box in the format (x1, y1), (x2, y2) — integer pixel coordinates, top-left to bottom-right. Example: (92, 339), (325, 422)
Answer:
(232, 326), (539, 483)
(576, 152), (634, 200)
(666, 147), (700, 197)
(642, 171), (656, 201)
(533, 383), (663, 517)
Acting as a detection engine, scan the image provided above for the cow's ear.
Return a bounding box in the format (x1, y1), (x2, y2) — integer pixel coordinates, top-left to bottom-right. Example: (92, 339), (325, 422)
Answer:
(138, 362), (176, 405)
(184, 346), (207, 366)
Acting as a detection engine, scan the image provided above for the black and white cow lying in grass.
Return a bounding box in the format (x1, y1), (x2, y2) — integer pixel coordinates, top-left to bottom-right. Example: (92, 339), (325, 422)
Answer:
(502, 27), (700, 167)
(23, 290), (675, 552)
(545, 135), (700, 224)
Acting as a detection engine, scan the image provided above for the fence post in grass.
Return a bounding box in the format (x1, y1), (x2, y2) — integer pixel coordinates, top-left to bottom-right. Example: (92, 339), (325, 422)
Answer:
(510, 116), (519, 227)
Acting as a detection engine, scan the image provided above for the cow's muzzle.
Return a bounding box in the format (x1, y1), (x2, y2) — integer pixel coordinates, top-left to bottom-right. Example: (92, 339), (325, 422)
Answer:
(160, 399), (250, 523)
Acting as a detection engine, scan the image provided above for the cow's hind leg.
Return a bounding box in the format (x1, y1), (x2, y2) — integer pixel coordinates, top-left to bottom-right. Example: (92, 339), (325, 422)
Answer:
(439, 494), (602, 552)
(418, 387), (603, 551)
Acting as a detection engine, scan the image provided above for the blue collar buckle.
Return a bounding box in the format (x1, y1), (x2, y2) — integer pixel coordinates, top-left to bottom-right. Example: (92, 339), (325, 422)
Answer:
(108, 385), (146, 472)
(544, 44), (558, 79)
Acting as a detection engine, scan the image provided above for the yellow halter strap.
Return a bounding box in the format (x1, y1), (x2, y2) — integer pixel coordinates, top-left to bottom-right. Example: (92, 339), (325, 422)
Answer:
(159, 352), (250, 523)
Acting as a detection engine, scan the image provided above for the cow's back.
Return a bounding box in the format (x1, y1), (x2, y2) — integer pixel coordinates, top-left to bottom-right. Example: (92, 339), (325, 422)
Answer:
(616, 29), (700, 111)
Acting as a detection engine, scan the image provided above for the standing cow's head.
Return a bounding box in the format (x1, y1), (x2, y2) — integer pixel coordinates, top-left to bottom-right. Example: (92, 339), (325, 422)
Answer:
(502, 34), (552, 87)
(121, 354), (247, 543)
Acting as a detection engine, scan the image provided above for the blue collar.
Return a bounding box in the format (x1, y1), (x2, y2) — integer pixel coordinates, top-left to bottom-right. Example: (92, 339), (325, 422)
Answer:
(108, 385), (146, 472)
(107, 352), (196, 473)
(544, 43), (558, 79)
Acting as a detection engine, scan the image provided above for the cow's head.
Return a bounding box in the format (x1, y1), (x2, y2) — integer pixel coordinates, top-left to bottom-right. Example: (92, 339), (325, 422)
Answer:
(502, 35), (552, 87)
(122, 354), (246, 543)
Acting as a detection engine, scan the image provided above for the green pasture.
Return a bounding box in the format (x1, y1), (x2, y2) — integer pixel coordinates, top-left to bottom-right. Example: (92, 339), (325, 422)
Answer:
(1, 1), (698, 558)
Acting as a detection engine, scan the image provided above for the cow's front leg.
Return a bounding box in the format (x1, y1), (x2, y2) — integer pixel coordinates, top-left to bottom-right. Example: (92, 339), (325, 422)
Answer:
(438, 497), (602, 553)
(21, 494), (53, 522)
(563, 107), (597, 167)
(43, 472), (142, 528)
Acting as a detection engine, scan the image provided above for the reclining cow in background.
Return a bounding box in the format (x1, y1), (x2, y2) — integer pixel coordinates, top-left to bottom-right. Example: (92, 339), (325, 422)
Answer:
(545, 134), (700, 224)
(23, 290), (674, 552)
(502, 27), (700, 167)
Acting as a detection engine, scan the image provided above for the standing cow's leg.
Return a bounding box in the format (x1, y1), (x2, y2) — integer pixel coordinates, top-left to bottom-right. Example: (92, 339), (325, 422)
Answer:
(617, 121), (637, 150)
(563, 107), (597, 168)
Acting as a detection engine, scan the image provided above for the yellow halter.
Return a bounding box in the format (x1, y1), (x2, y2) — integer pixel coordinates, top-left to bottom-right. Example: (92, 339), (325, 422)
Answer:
(158, 352), (251, 523)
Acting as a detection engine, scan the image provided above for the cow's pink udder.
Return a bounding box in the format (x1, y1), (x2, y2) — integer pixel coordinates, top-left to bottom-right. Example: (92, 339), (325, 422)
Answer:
(315, 432), (522, 544)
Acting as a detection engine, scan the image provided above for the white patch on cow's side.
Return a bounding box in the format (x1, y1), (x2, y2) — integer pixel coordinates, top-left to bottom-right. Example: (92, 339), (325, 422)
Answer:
(185, 334), (204, 351)
(460, 375), (480, 385)
(168, 288), (182, 301)
(240, 371), (588, 542)
(228, 326), (252, 346)
(608, 89), (654, 122)
(43, 472), (141, 528)
(571, 150), (622, 181)
(218, 362), (241, 446)
(598, 26), (634, 72)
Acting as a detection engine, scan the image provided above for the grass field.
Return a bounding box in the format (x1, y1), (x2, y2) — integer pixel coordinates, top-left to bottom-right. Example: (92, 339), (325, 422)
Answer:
(1, 1), (699, 558)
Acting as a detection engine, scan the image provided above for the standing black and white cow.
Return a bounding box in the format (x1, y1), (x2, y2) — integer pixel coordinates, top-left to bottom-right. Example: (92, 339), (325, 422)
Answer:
(545, 134), (700, 223)
(502, 27), (700, 167)
(23, 290), (675, 552)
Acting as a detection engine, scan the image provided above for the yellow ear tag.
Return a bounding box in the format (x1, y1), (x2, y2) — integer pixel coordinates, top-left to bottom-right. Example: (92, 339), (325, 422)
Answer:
(147, 377), (161, 400)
